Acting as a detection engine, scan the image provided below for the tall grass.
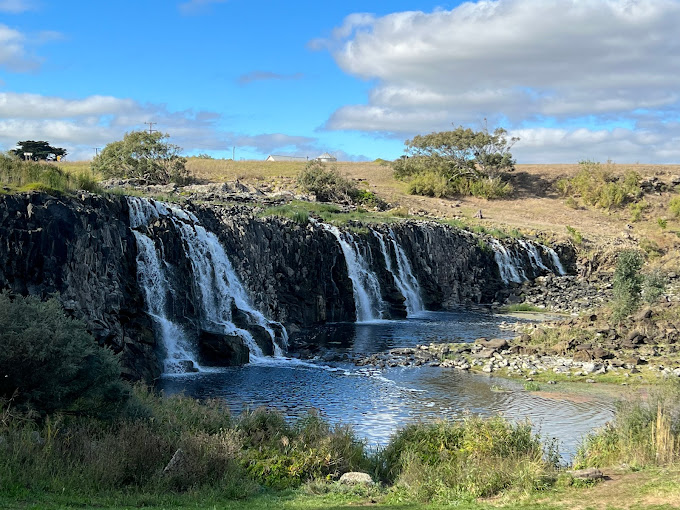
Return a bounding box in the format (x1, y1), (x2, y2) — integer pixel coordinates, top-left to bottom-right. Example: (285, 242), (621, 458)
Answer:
(0, 154), (100, 194)
(377, 416), (558, 502)
(575, 381), (680, 469)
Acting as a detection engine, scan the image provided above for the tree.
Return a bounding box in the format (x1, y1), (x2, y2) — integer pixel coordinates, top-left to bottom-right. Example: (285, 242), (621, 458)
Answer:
(611, 250), (643, 321)
(91, 131), (190, 184)
(11, 141), (67, 161)
(394, 124), (518, 182)
(0, 292), (128, 416)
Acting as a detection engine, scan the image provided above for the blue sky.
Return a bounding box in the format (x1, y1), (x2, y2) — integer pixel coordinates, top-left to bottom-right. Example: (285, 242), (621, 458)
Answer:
(1, 0), (680, 162)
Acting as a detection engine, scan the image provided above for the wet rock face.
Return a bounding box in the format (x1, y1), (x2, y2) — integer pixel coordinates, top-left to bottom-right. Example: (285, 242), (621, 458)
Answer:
(0, 192), (159, 381)
(196, 206), (358, 328)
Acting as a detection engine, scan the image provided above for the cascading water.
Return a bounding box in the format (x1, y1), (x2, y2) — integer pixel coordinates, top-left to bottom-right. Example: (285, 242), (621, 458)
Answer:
(490, 238), (567, 283)
(489, 239), (526, 284)
(133, 231), (201, 373)
(319, 222), (385, 322)
(373, 229), (424, 315)
(128, 197), (287, 372)
(171, 219), (287, 358)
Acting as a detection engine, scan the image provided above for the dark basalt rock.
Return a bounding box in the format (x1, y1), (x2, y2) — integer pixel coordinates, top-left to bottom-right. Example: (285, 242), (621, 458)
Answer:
(0, 192), (159, 381)
(197, 330), (249, 366)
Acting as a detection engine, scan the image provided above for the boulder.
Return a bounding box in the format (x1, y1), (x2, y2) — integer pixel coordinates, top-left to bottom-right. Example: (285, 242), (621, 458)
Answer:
(567, 468), (604, 480)
(198, 330), (249, 366)
(339, 472), (374, 485)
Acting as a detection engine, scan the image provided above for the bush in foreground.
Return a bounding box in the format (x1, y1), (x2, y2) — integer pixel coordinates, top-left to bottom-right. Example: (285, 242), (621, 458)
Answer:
(377, 416), (557, 502)
(0, 292), (128, 417)
(0, 153), (100, 194)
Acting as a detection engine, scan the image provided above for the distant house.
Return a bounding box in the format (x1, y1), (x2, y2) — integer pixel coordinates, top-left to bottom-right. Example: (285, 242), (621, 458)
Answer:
(265, 155), (308, 162)
(315, 152), (337, 163)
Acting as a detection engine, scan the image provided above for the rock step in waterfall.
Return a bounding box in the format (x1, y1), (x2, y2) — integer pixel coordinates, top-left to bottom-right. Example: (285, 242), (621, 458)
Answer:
(128, 197), (287, 374)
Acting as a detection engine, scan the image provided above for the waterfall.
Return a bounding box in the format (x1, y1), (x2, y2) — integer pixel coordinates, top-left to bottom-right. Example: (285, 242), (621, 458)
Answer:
(171, 219), (287, 358)
(489, 239), (526, 284)
(490, 238), (567, 284)
(320, 222), (385, 322)
(128, 197), (287, 371)
(373, 229), (424, 315)
(518, 240), (550, 271)
(133, 231), (201, 373)
(542, 245), (567, 275)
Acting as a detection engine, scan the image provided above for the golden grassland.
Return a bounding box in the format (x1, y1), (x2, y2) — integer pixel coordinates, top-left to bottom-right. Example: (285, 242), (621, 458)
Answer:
(56, 158), (680, 253)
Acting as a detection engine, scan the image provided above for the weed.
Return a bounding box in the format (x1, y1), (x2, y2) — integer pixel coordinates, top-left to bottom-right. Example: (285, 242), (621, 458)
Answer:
(565, 225), (583, 245)
(658, 218), (668, 229)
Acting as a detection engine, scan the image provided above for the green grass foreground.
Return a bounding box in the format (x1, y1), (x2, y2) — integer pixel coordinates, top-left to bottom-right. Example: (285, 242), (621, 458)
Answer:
(3, 384), (680, 510)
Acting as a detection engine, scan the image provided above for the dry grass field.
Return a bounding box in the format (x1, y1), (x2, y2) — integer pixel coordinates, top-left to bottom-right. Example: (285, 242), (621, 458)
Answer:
(57, 157), (680, 253)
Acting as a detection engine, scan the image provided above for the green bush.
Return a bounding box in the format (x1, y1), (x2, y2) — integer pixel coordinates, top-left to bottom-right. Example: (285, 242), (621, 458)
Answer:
(296, 160), (359, 203)
(565, 225), (583, 245)
(642, 269), (667, 304)
(669, 196), (680, 218)
(611, 250), (643, 321)
(406, 171), (450, 197)
(377, 417), (556, 502)
(238, 408), (367, 489)
(556, 162), (642, 210)
(0, 292), (128, 417)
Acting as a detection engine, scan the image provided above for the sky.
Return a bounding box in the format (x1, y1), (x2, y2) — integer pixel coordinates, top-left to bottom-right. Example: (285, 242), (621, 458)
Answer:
(1, 0), (680, 163)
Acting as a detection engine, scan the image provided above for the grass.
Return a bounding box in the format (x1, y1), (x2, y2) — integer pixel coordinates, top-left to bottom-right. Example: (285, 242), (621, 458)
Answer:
(0, 154), (101, 194)
(500, 304), (545, 313)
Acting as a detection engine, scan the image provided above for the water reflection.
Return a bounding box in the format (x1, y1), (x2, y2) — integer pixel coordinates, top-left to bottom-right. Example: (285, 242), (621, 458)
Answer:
(160, 311), (615, 461)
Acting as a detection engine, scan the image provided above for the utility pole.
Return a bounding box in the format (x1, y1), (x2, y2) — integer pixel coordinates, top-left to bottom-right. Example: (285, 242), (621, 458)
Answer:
(144, 122), (157, 135)
(93, 147), (100, 157)
(232, 146), (235, 161)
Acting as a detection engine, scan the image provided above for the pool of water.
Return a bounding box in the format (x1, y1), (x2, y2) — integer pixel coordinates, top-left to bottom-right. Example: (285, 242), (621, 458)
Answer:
(160, 311), (615, 461)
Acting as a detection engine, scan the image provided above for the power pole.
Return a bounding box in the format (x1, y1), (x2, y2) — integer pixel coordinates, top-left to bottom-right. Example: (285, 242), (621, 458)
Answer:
(93, 147), (100, 157)
(232, 146), (235, 160)
(144, 122), (157, 135)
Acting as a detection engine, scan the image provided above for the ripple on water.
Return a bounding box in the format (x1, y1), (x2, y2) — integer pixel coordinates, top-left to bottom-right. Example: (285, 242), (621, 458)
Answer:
(160, 311), (615, 461)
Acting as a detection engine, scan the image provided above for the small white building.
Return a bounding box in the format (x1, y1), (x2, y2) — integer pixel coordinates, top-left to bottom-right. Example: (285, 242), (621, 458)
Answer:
(315, 152), (337, 163)
(265, 155), (308, 162)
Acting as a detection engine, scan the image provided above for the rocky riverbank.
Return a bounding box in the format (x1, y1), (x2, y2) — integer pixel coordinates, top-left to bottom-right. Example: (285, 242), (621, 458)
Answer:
(348, 297), (680, 384)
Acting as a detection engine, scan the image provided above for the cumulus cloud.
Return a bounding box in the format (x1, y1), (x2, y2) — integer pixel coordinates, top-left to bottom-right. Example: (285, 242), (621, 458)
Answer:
(0, 0), (36, 13)
(178, 0), (227, 16)
(318, 0), (680, 162)
(0, 24), (40, 72)
(0, 92), (322, 160)
(237, 71), (304, 85)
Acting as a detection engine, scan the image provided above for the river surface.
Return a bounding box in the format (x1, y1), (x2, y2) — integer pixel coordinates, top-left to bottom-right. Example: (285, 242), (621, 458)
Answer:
(160, 310), (616, 461)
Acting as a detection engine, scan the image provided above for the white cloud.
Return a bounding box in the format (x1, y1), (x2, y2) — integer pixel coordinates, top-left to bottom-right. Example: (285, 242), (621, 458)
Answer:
(318, 0), (680, 162)
(0, 24), (40, 72)
(0, 0), (36, 13)
(0, 92), (322, 161)
(178, 0), (227, 16)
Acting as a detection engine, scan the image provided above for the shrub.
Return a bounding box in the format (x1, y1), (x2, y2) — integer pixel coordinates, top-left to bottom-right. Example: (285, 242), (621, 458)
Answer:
(658, 218), (668, 229)
(556, 161), (642, 210)
(565, 225), (583, 245)
(642, 269), (667, 304)
(296, 160), (358, 203)
(629, 200), (649, 222)
(669, 196), (680, 218)
(377, 417), (556, 502)
(406, 171), (451, 197)
(611, 250), (643, 321)
(0, 292), (129, 417)
(238, 408), (367, 489)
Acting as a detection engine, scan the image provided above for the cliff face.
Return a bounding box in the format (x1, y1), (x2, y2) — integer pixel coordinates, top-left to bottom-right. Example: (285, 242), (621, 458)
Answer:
(0, 193), (572, 379)
(0, 192), (158, 381)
